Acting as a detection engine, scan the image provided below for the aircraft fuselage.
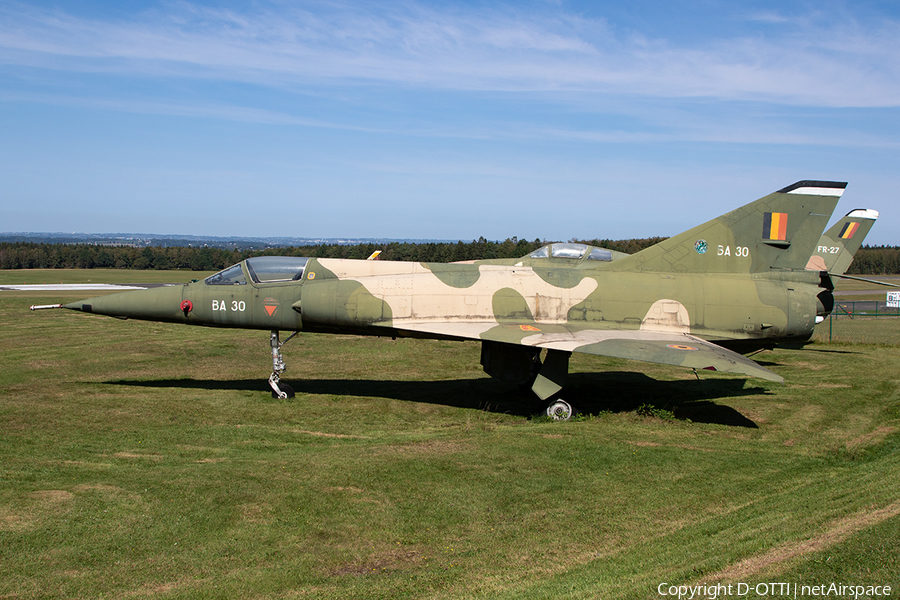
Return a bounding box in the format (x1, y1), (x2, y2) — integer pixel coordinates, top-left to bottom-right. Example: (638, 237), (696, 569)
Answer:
(66, 256), (827, 352)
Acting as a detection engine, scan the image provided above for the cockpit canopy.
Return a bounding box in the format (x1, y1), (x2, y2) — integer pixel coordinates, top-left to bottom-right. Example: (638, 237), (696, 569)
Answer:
(205, 256), (310, 286)
(527, 243), (613, 262)
(245, 256), (309, 282)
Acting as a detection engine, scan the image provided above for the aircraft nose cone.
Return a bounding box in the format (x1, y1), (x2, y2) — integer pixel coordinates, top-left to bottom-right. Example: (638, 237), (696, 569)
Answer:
(64, 284), (186, 322)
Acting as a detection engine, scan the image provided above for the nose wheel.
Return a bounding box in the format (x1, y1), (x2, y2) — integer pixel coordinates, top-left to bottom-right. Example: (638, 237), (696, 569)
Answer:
(269, 330), (298, 399)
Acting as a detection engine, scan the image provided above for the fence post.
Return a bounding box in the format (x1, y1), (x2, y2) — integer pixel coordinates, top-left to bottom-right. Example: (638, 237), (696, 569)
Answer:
(829, 314), (833, 341)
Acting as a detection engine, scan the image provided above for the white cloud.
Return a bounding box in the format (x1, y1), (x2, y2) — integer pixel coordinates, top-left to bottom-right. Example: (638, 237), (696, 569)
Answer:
(1, 1), (899, 106)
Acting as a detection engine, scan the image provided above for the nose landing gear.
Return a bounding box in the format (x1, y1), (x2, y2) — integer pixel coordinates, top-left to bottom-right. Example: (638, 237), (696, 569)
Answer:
(269, 330), (298, 399)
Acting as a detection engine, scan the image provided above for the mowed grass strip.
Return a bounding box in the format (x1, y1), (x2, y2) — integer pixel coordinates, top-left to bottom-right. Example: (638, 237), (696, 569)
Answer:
(1, 279), (899, 599)
(0, 268), (214, 286)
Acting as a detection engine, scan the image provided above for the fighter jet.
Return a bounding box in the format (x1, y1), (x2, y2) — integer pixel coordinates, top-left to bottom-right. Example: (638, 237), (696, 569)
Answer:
(31, 181), (870, 419)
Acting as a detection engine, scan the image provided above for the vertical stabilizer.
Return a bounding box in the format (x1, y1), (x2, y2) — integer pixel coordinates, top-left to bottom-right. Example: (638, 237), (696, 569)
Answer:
(608, 181), (845, 274)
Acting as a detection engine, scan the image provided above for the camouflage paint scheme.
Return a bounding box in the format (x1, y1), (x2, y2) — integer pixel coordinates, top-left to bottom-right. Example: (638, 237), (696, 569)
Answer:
(56, 181), (863, 412)
(505, 209), (878, 278)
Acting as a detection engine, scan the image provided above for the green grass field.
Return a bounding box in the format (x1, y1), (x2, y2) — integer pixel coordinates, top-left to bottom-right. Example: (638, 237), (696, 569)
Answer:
(2, 272), (899, 599)
(0, 268), (214, 286)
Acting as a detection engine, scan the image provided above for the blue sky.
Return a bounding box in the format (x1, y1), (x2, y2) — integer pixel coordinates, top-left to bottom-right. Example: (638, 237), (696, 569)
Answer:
(1, 0), (898, 243)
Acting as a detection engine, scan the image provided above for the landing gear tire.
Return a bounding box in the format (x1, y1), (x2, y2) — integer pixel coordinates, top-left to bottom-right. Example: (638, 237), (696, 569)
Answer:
(271, 383), (295, 399)
(545, 399), (576, 421)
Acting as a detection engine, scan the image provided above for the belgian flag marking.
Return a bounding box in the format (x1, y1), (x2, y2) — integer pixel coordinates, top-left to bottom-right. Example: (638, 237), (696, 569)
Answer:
(839, 222), (860, 239)
(763, 212), (788, 241)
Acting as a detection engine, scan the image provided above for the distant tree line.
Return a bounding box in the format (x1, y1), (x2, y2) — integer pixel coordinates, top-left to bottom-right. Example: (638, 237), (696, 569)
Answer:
(1, 240), (897, 274)
(847, 246), (900, 275)
(0, 238), (546, 270)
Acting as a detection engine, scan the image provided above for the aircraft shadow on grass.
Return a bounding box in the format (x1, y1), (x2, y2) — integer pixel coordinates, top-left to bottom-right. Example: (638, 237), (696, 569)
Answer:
(108, 371), (764, 428)
(752, 348), (859, 366)
(801, 347), (859, 355)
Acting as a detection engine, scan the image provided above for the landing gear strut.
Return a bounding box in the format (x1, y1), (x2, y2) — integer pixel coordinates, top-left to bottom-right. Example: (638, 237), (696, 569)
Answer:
(269, 330), (298, 399)
(531, 349), (577, 421)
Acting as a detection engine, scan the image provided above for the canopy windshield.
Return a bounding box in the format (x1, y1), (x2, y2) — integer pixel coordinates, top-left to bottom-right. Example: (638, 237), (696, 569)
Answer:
(527, 243), (612, 261)
(245, 256), (309, 283)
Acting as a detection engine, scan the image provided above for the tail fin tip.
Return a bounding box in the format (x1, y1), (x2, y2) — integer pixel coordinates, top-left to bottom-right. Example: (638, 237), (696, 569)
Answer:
(777, 181), (847, 197)
(846, 208), (878, 220)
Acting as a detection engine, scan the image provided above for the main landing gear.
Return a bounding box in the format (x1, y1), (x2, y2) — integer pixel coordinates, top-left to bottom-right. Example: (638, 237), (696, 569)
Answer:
(269, 330), (298, 399)
(544, 399), (576, 421)
(481, 342), (578, 421)
(531, 349), (578, 421)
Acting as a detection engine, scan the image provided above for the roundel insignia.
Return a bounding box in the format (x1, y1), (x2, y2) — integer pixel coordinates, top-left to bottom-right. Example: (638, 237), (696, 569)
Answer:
(695, 240), (708, 255)
(307, 272), (316, 280)
(667, 344), (699, 351)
